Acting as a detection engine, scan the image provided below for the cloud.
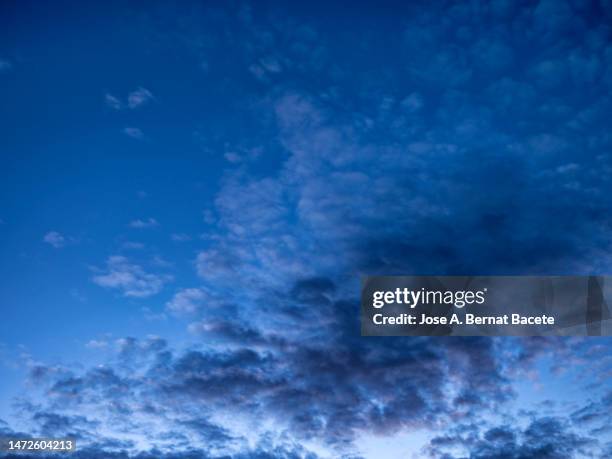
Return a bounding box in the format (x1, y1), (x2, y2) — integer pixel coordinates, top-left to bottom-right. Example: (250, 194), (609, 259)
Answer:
(104, 93), (122, 110)
(105, 87), (154, 110)
(85, 340), (109, 349)
(423, 416), (599, 458)
(12, 334), (612, 458)
(173, 4), (612, 449)
(91, 256), (172, 298)
(571, 390), (612, 429)
(128, 218), (158, 228)
(7, 2), (612, 457)
(11, 336), (505, 454)
(33, 412), (99, 438)
(224, 151), (242, 163)
(177, 11), (612, 451)
(123, 127), (145, 140)
(127, 87), (154, 109)
(166, 288), (206, 314)
(43, 231), (66, 248)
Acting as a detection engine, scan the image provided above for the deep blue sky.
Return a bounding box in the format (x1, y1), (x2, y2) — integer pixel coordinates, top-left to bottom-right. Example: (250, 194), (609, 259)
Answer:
(1, 1), (612, 458)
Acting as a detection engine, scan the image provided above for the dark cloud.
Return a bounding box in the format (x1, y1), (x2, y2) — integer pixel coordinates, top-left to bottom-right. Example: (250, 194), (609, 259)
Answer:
(31, 412), (98, 439)
(425, 416), (599, 458)
(10, 332), (514, 454)
(571, 390), (612, 432)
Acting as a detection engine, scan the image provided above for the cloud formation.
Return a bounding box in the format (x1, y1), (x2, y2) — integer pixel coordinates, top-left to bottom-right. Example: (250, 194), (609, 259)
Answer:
(166, 288), (206, 314)
(7, 335), (611, 458)
(91, 256), (172, 298)
(42, 231), (65, 248)
(127, 87), (154, 109)
(105, 87), (154, 110)
(128, 218), (159, 229)
(424, 415), (600, 458)
(4, 1), (612, 458)
(123, 127), (145, 140)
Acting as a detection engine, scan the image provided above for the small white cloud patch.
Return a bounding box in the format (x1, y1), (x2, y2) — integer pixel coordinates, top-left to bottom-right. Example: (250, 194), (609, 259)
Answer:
(43, 231), (66, 248)
(127, 87), (154, 109)
(104, 93), (122, 110)
(91, 255), (172, 298)
(129, 218), (158, 229)
(123, 127), (145, 140)
(85, 339), (108, 349)
(105, 87), (154, 110)
(166, 288), (206, 314)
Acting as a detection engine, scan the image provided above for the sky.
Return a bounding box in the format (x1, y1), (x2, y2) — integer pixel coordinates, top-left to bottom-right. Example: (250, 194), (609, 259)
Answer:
(0, 0), (612, 458)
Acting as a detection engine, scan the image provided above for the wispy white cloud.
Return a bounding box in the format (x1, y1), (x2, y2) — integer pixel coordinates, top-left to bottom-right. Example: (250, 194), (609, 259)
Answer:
(105, 87), (154, 110)
(166, 288), (206, 314)
(91, 255), (172, 298)
(85, 339), (108, 349)
(104, 93), (122, 110)
(142, 306), (167, 321)
(151, 255), (172, 268)
(400, 92), (423, 112)
(223, 147), (262, 164)
(123, 127), (145, 140)
(249, 56), (282, 81)
(43, 231), (65, 248)
(224, 151), (242, 163)
(127, 87), (154, 109)
(128, 217), (158, 228)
